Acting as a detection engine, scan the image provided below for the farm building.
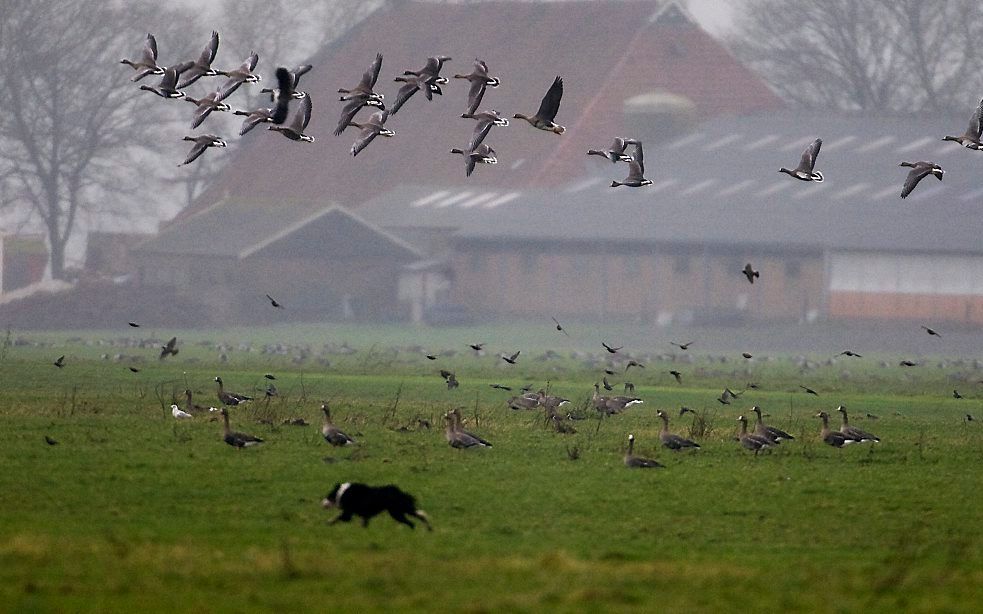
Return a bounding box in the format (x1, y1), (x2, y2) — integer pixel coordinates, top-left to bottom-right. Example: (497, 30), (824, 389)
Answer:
(357, 112), (983, 326)
(132, 198), (421, 322)
(176, 0), (782, 221)
(0, 235), (47, 295)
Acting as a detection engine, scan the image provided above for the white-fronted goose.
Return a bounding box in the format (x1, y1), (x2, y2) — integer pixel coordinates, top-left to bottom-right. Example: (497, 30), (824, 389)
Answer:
(444, 409), (491, 448)
(816, 411), (853, 448)
(657, 410), (700, 450)
(610, 141), (651, 187)
(537, 390), (569, 411)
(453, 58), (500, 116)
(736, 415), (772, 456)
(234, 106), (275, 136)
(898, 161), (943, 198)
(592, 383), (642, 414)
(121, 33), (164, 82)
(321, 403), (355, 446)
(139, 64), (191, 99)
(339, 53), (384, 103)
(220, 408), (263, 449)
(464, 109), (509, 152)
(215, 376), (252, 407)
(779, 138), (823, 182)
(349, 109), (393, 157)
(215, 52), (260, 101)
(179, 134), (226, 166)
(184, 91), (231, 129)
(450, 144), (497, 177)
(391, 74), (440, 115)
(942, 99), (983, 150)
(184, 389), (210, 414)
(334, 96), (384, 136)
(514, 76), (565, 134)
(268, 94), (314, 142)
(406, 55), (452, 85)
(588, 137), (635, 163)
(171, 404), (193, 420)
(177, 31), (220, 89)
(750, 406), (794, 444)
(263, 64), (312, 100)
(836, 406), (879, 442)
(742, 263), (759, 284)
(624, 434), (664, 468)
(508, 393), (539, 411)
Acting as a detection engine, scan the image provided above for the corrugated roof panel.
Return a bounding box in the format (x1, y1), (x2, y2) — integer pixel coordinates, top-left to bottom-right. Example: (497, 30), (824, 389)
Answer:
(646, 178), (678, 195)
(757, 181), (792, 197)
(510, 159), (526, 170)
(824, 135), (857, 151)
(668, 132), (704, 149)
(871, 185), (899, 201)
(896, 136), (933, 153)
(718, 179), (755, 197)
(743, 135), (780, 151)
(856, 136), (896, 152)
(458, 192), (499, 208)
(565, 177), (604, 193)
(701, 134), (742, 152)
(792, 181), (829, 199)
(833, 183), (870, 200)
(780, 136), (814, 153)
(680, 178), (718, 196)
(433, 191), (475, 208)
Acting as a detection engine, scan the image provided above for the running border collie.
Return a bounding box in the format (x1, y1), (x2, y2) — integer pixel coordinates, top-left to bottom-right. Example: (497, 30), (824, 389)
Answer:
(322, 482), (432, 531)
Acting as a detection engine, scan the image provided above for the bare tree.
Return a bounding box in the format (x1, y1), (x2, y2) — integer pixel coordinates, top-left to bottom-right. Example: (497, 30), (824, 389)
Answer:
(730, 0), (983, 112)
(0, 0), (197, 279)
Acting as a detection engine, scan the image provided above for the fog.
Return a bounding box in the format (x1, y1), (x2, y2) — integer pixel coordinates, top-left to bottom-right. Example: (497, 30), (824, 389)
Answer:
(2, 0), (983, 356)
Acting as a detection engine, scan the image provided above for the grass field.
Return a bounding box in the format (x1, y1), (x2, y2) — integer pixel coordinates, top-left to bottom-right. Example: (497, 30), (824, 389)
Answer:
(1, 323), (982, 612)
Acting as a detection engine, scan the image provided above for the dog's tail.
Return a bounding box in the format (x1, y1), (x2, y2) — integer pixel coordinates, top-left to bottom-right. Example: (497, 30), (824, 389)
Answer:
(414, 510), (433, 531)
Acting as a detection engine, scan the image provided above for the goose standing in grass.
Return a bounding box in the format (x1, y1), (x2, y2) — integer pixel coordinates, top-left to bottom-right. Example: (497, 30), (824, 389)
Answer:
(779, 137), (823, 182)
(321, 403), (355, 446)
(171, 404), (193, 420)
(120, 33), (164, 82)
(443, 409), (491, 448)
(220, 408), (263, 449)
(139, 64), (191, 99)
(349, 109), (393, 157)
(179, 134), (226, 166)
(215, 376), (252, 408)
(177, 30), (220, 89)
(234, 106), (275, 136)
(268, 94), (314, 142)
(587, 137), (635, 163)
(338, 53), (384, 104)
(463, 109), (508, 152)
(185, 91), (231, 129)
(454, 58), (500, 116)
(592, 383), (642, 414)
(736, 415), (772, 456)
(942, 99), (983, 150)
(508, 392), (539, 411)
(624, 434), (664, 468)
(750, 406), (794, 444)
(450, 144), (497, 177)
(836, 406), (880, 442)
(215, 52), (261, 100)
(898, 161), (943, 198)
(657, 410), (700, 450)
(184, 389), (210, 415)
(816, 411), (854, 448)
(610, 141), (652, 187)
(514, 76), (565, 134)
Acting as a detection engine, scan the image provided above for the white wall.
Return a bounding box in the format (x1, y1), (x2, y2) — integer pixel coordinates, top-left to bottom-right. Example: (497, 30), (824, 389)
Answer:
(830, 252), (983, 295)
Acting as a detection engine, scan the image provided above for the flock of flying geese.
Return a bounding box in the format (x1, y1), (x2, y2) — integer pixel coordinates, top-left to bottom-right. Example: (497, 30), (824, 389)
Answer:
(123, 30), (982, 192)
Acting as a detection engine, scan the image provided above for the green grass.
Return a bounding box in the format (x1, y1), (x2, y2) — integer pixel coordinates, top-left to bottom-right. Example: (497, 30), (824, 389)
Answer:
(1, 325), (982, 611)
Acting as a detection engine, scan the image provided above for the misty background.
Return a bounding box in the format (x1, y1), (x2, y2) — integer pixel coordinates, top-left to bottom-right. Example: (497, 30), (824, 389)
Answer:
(1, 0), (983, 356)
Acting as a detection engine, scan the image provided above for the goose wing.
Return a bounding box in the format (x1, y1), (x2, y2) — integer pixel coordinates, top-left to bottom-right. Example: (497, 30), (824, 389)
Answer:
(217, 76), (243, 101)
(611, 137), (629, 155)
(334, 98), (366, 136)
(362, 53), (382, 89)
(901, 166), (931, 198)
(797, 138), (822, 173)
(191, 97), (216, 129)
(968, 99), (983, 139)
(469, 116), (497, 152)
(181, 138), (210, 166)
(159, 67), (180, 91)
(629, 141), (644, 173)
(239, 108), (272, 136)
(143, 33), (158, 63)
(244, 52), (259, 73)
(391, 81), (419, 114)
(472, 58), (489, 77)
(535, 76), (563, 122)
(290, 94), (312, 132)
(466, 79), (487, 117)
(199, 30), (219, 68)
(351, 126), (379, 157)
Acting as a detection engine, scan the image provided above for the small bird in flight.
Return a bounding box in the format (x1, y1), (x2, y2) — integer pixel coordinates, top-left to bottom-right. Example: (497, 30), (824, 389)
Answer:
(53, 355), (65, 368)
(551, 316), (569, 336)
(840, 350), (862, 358)
(266, 294), (284, 308)
(742, 352), (753, 359)
(44, 435), (59, 446)
(264, 374), (276, 380)
(742, 263), (759, 284)
(469, 343), (485, 352)
(128, 322), (140, 328)
(501, 351), (520, 365)
(921, 325), (941, 338)
(671, 341), (693, 350)
(602, 342), (622, 354)
(953, 389), (963, 399)
(625, 360), (644, 372)
(799, 385), (819, 396)
(129, 367), (141, 373)
(899, 360), (919, 367)
(160, 337), (179, 360)
(669, 370), (682, 384)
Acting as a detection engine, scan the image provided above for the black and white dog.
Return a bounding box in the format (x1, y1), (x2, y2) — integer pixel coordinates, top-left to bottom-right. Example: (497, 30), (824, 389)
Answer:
(322, 482), (432, 531)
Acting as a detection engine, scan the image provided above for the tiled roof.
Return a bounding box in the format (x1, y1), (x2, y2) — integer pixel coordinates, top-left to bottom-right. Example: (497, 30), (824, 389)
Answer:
(356, 111), (983, 256)
(179, 0), (782, 220)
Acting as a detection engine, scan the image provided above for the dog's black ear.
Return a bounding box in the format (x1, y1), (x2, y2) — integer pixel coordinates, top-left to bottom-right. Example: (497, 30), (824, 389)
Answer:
(326, 482), (341, 499)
